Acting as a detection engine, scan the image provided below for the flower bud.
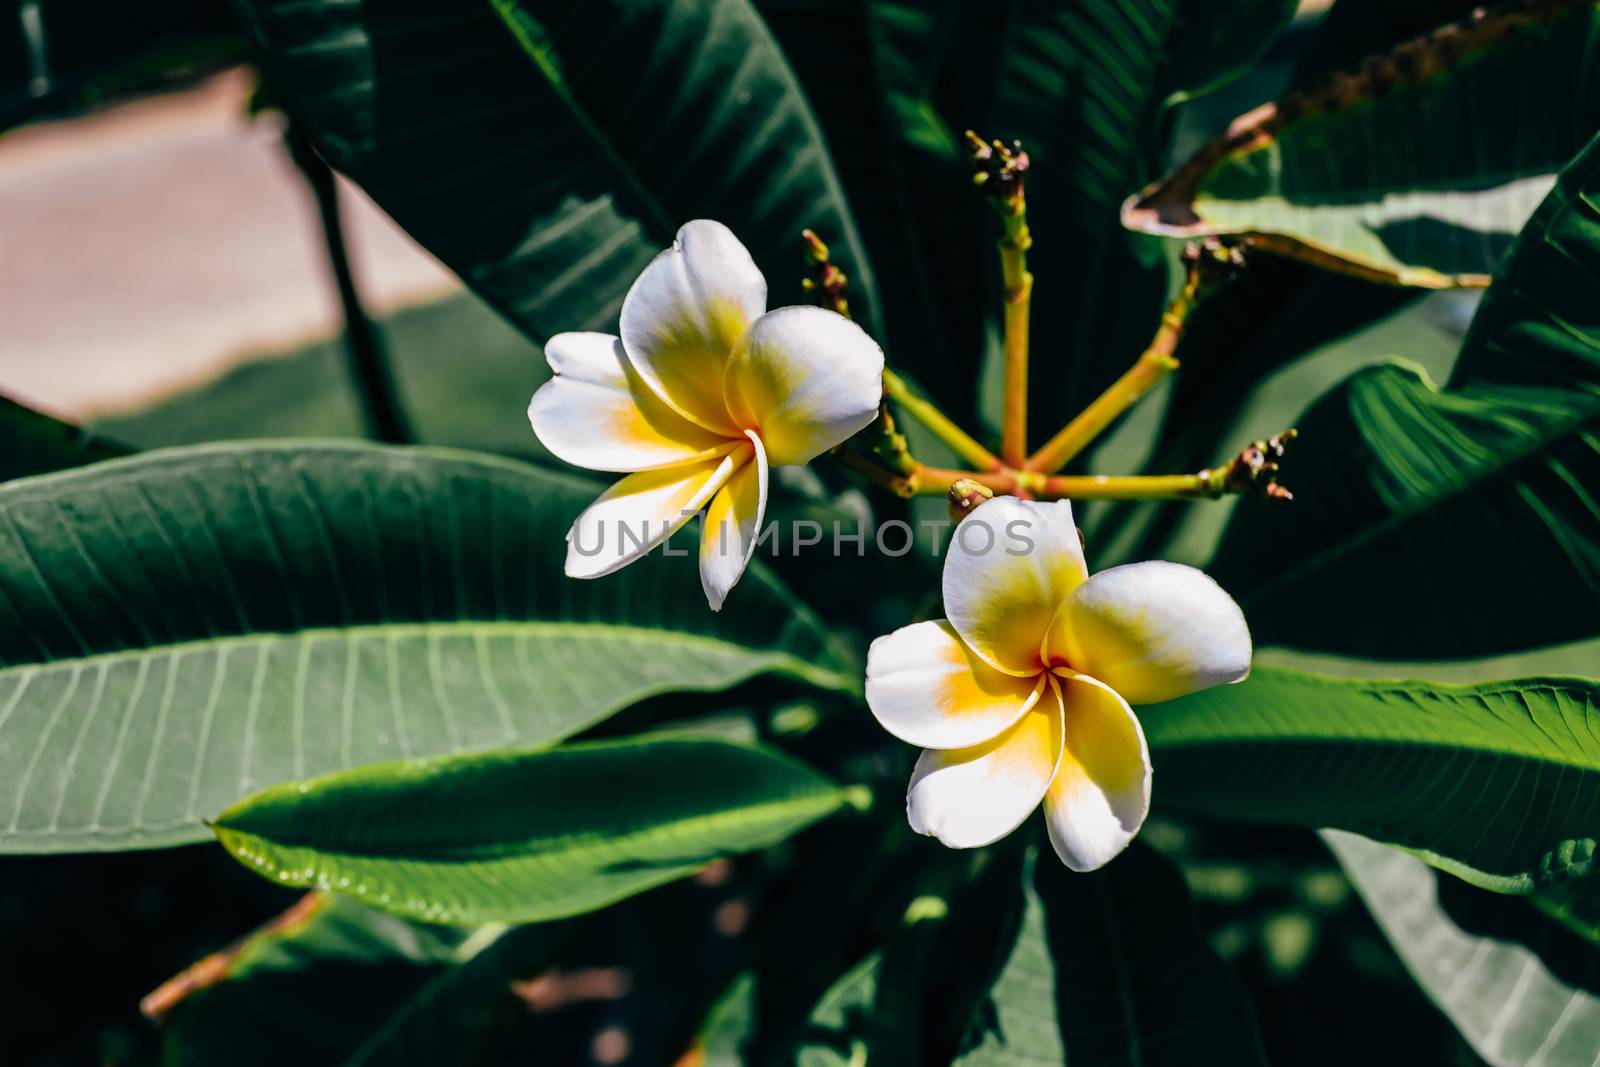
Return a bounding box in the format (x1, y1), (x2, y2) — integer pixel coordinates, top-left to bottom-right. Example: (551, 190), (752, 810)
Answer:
(947, 478), (995, 523)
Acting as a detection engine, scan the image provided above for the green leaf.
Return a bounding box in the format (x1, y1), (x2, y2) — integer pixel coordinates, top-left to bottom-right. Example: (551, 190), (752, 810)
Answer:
(1328, 831), (1600, 1067)
(1147, 667), (1600, 891)
(1085, 261), (1419, 566)
(955, 844), (1266, 1066)
(791, 948), (925, 1067)
(0, 394), (130, 481)
(766, 1), (1295, 430)
(231, 0), (878, 345)
(1291, 0), (1481, 82)
(1159, 0), (1300, 107)
(162, 894), (562, 1067)
(0, 442), (854, 854)
(694, 806), (917, 1067)
(981, 0), (1298, 430)
(213, 735), (851, 924)
(0, 6), (242, 132)
(1531, 874), (1600, 946)
(1208, 129), (1600, 659)
(775, 848), (1016, 1067)
(753, 0), (977, 409)
(1125, 3), (1600, 286)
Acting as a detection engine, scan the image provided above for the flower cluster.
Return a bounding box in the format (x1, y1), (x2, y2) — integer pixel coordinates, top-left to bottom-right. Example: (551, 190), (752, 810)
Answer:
(530, 221), (1253, 870)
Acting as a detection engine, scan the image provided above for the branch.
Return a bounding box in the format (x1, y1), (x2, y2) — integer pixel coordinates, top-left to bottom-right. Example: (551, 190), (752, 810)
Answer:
(1026, 239), (1245, 474)
(969, 132), (1034, 469)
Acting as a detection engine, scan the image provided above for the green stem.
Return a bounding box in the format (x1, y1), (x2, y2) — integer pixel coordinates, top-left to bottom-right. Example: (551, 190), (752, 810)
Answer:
(882, 369), (1002, 471)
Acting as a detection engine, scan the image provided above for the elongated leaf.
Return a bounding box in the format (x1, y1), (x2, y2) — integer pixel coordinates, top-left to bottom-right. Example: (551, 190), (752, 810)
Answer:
(1147, 667), (1600, 891)
(765, 1), (1295, 431)
(0, 394), (129, 481)
(1126, 2), (1600, 286)
(231, 0), (877, 347)
(986, 0), (1301, 428)
(693, 804), (917, 1067)
(0, 443), (853, 854)
(1328, 831), (1600, 1067)
(955, 845), (1266, 1066)
(213, 736), (850, 924)
(792, 949), (923, 1067)
(1291, 0), (1481, 81)
(786, 849), (986, 1067)
(753, 0), (978, 409)
(1208, 127), (1600, 658)
(1159, 0), (1299, 106)
(162, 894), (562, 1067)
(0, 2), (240, 131)
(1086, 259), (1419, 566)
(1532, 875), (1600, 945)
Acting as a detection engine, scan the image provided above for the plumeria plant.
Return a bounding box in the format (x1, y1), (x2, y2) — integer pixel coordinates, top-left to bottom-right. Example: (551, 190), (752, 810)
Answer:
(8, 1), (1600, 1065)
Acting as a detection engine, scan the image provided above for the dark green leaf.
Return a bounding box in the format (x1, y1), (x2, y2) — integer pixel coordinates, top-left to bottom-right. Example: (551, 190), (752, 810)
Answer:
(0, 394), (130, 481)
(231, 0), (878, 349)
(1531, 875), (1600, 946)
(1086, 258), (1419, 566)
(213, 735), (851, 924)
(754, 0), (978, 408)
(1292, 0), (1481, 82)
(1160, 0), (1300, 106)
(1328, 831), (1600, 1066)
(1126, 3), (1600, 285)
(1208, 129), (1600, 658)
(1148, 667), (1600, 891)
(0, 442), (854, 854)
(695, 802), (916, 1067)
(955, 844), (1266, 1066)
(765, 1), (1295, 434)
(163, 893), (562, 1067)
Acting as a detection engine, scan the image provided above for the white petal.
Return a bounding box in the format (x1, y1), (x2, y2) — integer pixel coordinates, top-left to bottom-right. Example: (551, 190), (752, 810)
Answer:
(699, 432), (769, 611)
(1043, 674), (1151, 872)
(906, 687), (1064, 849)
(1046, 561), (1251, 704)
(941, 497), (1087, 676)
(866, 620), (1044, 749)
(528, 332), (733, 472)
(565, 446), (746, 580)
(724, 306), (885, 467)
(619, 220), (766, 435)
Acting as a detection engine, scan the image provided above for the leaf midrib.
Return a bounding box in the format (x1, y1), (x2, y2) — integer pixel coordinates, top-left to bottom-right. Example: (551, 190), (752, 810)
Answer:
(219, 787), (840, 865)
(0, 618), (857, 694)
(484, 0), (676, 236)
(483, 0), (880, 325)
(1149, 732), (1600, 775)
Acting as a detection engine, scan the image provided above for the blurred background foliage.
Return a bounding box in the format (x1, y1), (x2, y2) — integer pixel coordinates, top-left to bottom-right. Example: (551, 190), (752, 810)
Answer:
(6, 0), (1600, 1064)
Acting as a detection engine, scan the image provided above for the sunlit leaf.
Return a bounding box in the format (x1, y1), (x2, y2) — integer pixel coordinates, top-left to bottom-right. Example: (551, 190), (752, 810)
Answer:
(0, 443), (854, 853)
(1126, 3), (1600, 286)
(213, 735), (851, 923)
(1209, 128), (1600, 658)
(1149, 668), (1600, 891)
(1328, 831), (1600, 1067)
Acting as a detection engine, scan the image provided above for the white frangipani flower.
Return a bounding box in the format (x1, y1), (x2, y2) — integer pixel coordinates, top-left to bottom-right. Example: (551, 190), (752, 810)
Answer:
(529, 220), (884, 610)
(865, 497), (1251, 871)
